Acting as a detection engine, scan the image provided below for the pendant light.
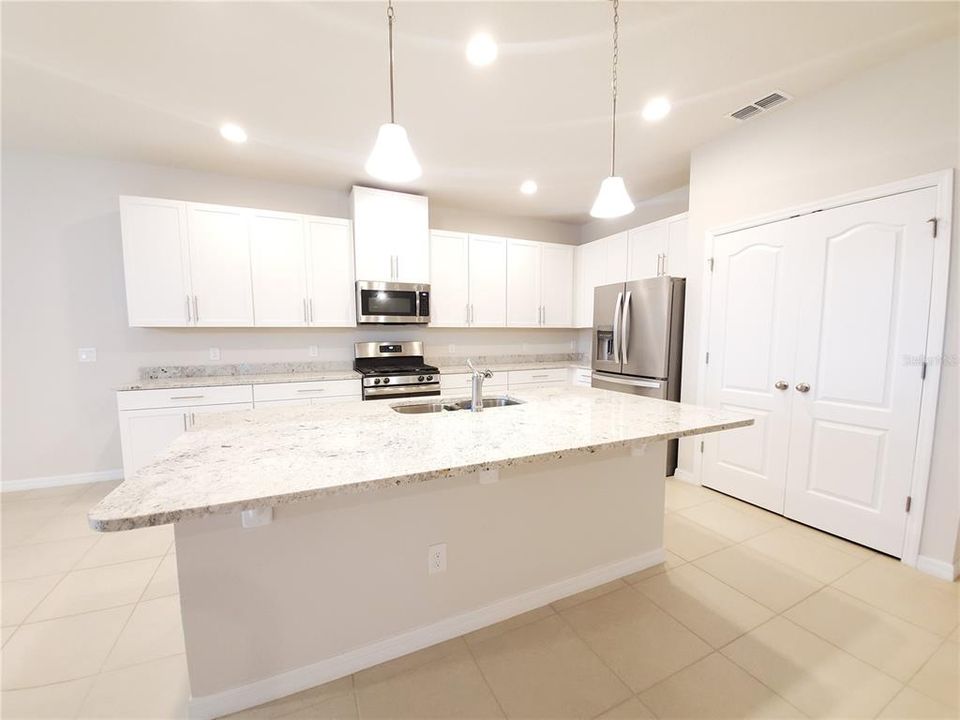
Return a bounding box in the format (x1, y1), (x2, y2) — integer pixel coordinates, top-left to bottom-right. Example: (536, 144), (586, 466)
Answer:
(590, 0), (634, 219)
(365, 0), (422, 182)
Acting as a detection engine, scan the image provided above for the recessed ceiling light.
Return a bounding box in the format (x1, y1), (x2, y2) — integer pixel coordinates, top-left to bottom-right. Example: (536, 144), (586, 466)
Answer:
(466, 33), (498, 67)
(219, 123), (248, 143)
(520, 180), (538, 195)
(641, 97), (671, 122)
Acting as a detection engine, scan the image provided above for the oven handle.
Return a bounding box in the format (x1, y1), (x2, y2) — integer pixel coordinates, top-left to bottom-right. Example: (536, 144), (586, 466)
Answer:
(364, 385), (441, 398)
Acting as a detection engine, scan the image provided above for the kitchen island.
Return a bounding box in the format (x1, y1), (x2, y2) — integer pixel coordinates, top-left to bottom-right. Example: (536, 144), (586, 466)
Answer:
(90, 386), (750, 718)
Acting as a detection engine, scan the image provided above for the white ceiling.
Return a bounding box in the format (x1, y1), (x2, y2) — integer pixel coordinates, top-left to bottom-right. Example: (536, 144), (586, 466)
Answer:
(3, 2), (956, 223)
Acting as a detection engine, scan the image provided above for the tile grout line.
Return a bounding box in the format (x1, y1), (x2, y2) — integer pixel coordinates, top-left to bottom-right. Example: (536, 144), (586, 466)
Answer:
(460, 631), (511, 719)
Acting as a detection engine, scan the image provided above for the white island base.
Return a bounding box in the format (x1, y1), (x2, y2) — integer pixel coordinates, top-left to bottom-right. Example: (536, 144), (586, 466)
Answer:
(178, 442), (668, 718)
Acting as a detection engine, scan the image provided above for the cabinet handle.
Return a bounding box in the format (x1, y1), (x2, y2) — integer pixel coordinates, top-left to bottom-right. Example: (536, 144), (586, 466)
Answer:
(303, 299), (308, 323)
(193, 296), (199, 321)
(795, 382), (811, 393)
(170, 394), (204, 400)
(532, 374), (550, 379)
(395, 256), (400, 280)
(296, 388), (326, 393)
(466, 304), (470, 325)
(191, 412), (196, 427)
(774, 380), (789, 390)
(185, 295), (192, 323)
(309, 299), (314, 323)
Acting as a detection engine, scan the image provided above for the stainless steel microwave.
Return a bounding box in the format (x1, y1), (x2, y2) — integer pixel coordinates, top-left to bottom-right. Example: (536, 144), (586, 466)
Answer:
(355, 281), (431, 324)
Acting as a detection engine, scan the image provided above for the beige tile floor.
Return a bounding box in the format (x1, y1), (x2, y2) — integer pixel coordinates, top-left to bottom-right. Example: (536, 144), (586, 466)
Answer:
(2, 479), (957, 719)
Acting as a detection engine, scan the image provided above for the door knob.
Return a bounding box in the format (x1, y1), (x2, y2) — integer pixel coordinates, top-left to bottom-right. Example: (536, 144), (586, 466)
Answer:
(795, 382), (811, 393)
(774, 380), (789, 390)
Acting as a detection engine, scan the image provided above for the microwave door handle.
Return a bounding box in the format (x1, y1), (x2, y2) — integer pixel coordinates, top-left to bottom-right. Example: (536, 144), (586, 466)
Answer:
(612, 291), (623, 363)
(621, 290), (631, 364)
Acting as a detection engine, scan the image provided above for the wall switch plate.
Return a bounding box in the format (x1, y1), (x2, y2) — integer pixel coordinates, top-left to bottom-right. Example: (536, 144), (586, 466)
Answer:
(428, 543), (447, 574)
(78, 348), (97, 363)
(308, 345), (319, 357)
(209, 347), (221, 361)
(241, 507), (273, 528)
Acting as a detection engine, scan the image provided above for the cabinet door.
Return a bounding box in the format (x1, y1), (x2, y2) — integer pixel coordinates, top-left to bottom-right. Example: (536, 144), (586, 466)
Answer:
(603, 232), (629, 284)
(467, 235), (507, 326)
(664, 216), (688, 278)
(506, 239), (542, 327)
(391, 193), (430, 283)
(429, 231), (470, 326)
(540, 243), (574, 327)
(250, 210), (308, 326)
(119, 407), (190, 477)
(574, 240), (605, 328)
(186, 203), (254, 326)
(119, 403), (253, 476)
(119, 196), (192, 326)
(306, 217), (355, 326)
(627, 224), (668, 280)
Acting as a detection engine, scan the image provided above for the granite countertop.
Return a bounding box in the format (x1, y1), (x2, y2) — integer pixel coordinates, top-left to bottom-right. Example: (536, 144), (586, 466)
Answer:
(118, 370), (361, 391)
(118, 361), (590, 391)
(89, 386), (752, 531)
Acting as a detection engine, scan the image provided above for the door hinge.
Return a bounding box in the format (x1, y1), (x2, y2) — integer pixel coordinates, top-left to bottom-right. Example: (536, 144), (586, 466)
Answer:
(708, 257), (715, 272)
(700, 440), (705, 454)
(705, 351), (710, 365)
(927, 217), (938, 238)
(921, 361), (927, 380)
(905, 496), (912, 513)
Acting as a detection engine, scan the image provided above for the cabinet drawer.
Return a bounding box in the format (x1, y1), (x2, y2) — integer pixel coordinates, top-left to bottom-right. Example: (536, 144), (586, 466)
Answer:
(117, 384), (253, 411)
(439, 372), (508, 393)
(571, 367), (592, 386)
(253, 379), (361, 403)
(507, 368), (568, 386)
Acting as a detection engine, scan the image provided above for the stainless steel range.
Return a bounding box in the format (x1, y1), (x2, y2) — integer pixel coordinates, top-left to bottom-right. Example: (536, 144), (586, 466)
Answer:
(354, 341), (441, 401)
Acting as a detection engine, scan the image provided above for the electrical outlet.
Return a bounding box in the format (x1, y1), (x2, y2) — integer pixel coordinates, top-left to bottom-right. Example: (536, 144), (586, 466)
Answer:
(427, 543), (447, 574)
(308, 345), (319, 357)
(447, 344), (456, 354)
(78, 347), (97, 363)
(209, 347), (221, 361)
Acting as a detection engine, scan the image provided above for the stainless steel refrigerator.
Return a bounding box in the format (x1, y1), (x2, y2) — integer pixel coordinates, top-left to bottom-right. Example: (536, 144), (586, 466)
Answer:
(591, 276), (686, 475)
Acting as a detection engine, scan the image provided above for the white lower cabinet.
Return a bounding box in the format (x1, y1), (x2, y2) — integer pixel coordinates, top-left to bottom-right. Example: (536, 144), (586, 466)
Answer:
(440, 372), (509, 395)
(252, 379), (361, 405)
(570, 367), (592, 387)
(118, 400), (253, 477)
(506, 368), (568, 390)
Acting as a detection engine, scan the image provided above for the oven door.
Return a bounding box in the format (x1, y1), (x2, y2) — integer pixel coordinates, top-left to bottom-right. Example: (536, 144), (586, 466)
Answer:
(356, 281), (430, 324)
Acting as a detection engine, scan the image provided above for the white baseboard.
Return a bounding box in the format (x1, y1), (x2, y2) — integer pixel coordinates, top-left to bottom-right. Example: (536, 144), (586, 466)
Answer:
(915, 554), (959, 581)
(672, 468), (697, 486)
(1, 469), (123, 493)
(188, 547), (665, 720)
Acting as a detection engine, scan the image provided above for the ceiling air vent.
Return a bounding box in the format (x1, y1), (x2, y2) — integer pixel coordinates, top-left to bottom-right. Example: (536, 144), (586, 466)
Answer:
(729, 90), (792, 121)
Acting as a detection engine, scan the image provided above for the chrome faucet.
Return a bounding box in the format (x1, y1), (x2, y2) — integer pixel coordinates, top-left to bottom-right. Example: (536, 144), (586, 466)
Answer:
(466, 359), (493, 412)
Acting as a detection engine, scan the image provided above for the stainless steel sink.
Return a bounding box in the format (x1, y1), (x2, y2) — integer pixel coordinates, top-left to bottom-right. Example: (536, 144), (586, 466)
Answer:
(391, 396), (525, 414)
(391, 402), (458, 414)
(451, 397), (525, 411)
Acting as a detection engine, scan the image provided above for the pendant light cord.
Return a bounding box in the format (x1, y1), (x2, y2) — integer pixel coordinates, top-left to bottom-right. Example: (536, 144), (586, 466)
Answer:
(610, 0), (619, 177)
(387, 0), (396, 123)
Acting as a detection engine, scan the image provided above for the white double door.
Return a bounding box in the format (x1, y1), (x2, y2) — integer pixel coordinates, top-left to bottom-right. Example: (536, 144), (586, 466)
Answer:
(703, 188), (937, 556)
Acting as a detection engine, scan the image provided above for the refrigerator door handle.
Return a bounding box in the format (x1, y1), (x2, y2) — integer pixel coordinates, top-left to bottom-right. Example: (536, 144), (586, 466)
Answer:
(621, 290), (632, 364)
(612, 291), (623, 363)
(591, 372), (662, 389)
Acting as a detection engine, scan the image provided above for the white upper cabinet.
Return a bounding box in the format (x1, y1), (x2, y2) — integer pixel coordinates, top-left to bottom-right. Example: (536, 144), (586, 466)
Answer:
(249, 210), (308, 326)
(186, 203), (255, 326)
(507, 239), (574, 328)
(351, 186), (429, 283)
(604, 232), (628, 284)
(468, 234), (507, 327)
(627, 223), (668, 280)
(540, 243), (574, 327)
(506, 239), (542, 327)
(626, 213), (688, 280)
(429, 231), (470, 327)
(306, 217), (355, 326)
(664, 215), (689, 278)
(120, 196), (192, 326)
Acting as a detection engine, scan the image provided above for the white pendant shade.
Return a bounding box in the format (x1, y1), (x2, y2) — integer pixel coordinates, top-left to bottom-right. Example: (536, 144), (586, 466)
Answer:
(590, 176), (635, 219)
(365, 123), (422, 183)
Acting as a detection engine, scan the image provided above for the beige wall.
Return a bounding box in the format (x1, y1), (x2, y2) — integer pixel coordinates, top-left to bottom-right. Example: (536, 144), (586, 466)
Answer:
(682, 37), (959, 566)
(578, 186), (689, 244)
(177, 446), (665, 709)
(0, 152), (579, 483)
